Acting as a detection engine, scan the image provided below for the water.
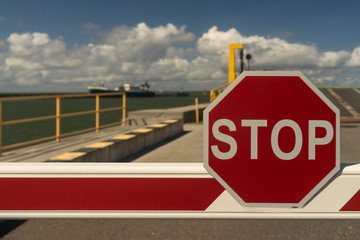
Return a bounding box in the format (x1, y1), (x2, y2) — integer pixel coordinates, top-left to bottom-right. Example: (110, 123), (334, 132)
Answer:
(1, 92), (209, 148)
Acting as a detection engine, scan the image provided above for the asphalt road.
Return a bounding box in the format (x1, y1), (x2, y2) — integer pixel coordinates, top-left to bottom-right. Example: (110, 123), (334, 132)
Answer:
(2, 219), (360, 240)
(321, 88), (360, 117)
(1, 88), (360, 240)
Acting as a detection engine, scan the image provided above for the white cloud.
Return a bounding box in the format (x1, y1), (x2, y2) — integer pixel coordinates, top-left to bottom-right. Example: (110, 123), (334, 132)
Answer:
(100, 22), (194, 63)
(192, 26), (360, 87)
(148, 58), (189, 80)
(6, 57), (43, 70)
(318, 51), (351, 68)
(1, 32), (86, 88)
(197, 26), (243, 56)
(313, 75), (335, 84)
(345, 46), (360, 67)
(7, 32), (81, 68)
(245, 37), (319, 69)
(0, 23), (360, 92)
(196, 27), (352, 70)
(83, 22), (196, 88)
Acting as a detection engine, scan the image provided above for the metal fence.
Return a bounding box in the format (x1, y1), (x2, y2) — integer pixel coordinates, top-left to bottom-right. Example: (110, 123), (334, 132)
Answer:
(210, 83), (230, 102)
(0, 92), (126, 155)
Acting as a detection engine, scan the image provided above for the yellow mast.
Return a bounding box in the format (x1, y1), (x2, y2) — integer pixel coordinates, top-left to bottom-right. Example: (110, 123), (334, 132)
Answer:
(228, 43), (244, 84)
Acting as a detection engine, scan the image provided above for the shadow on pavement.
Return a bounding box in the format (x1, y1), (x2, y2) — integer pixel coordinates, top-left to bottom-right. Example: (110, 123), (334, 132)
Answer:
(0, 220), (27, 238)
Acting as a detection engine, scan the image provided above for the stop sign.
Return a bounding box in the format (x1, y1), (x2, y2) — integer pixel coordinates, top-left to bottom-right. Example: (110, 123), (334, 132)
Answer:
(204, 71), (340, 208)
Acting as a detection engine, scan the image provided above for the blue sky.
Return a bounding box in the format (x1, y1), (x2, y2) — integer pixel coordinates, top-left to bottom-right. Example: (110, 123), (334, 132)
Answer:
(0, 0), (360, 92)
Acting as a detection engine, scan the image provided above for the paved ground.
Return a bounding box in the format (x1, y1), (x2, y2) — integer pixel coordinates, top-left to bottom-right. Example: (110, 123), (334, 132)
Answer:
(321, 88), (360, 118)
(129, 123), (204, 163)
(1, 122), (360, 240)
(2, 219), (360, 240)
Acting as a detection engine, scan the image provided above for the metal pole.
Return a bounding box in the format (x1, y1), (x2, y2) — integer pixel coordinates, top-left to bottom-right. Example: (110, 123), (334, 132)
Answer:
(122, 93), (126, 126)
(240, 49), (244, 74)
(0, 100), (2, 156)
(229, 46), (236, 83)
(56, 97), (61, 142)
(195, 97), (199, 124)
(246, 54), (252, 71)
(96, 95), (100, 132)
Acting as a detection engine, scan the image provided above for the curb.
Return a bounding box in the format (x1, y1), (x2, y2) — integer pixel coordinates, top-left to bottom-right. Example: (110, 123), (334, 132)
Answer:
(341, 117), (360, 123)
(48, 119), (183, 162)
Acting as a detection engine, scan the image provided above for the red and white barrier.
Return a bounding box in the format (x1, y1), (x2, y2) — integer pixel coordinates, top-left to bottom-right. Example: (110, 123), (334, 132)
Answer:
(0, 162), (359, 219)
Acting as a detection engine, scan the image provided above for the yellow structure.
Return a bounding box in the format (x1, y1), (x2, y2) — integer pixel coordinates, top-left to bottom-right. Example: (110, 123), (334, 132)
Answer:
(210, 43), (244, 102)
(209, 82), (231, 102)
(228, 43), (244, 84)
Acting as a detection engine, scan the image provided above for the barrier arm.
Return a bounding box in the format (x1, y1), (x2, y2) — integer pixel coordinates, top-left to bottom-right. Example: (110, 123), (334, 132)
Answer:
(0, 162), (360, 219)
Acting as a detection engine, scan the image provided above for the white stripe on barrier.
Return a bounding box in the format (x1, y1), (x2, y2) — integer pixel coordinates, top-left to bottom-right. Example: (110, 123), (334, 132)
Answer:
(206, 174), (360, 213)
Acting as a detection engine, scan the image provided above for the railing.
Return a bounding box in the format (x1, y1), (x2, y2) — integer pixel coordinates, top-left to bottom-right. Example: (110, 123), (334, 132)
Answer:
(0, 92), (126, 156)
(210, 83), (231, 102)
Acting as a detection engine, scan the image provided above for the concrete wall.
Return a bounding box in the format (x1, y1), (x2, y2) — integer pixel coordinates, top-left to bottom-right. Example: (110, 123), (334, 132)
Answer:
(49, 119), (183, 162)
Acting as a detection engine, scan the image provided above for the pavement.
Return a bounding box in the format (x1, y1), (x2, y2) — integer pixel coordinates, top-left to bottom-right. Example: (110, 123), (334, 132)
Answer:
(321, 88), (360, 118)
(130, 123), (203, 163)
(340, 122), (360, 163)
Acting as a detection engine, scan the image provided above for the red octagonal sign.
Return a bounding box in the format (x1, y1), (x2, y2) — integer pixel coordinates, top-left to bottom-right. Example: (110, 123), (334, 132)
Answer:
(204, 71), (340, 208)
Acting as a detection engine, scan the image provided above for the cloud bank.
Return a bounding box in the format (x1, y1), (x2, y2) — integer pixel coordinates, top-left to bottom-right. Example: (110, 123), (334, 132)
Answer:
(0, 22), (360, 92)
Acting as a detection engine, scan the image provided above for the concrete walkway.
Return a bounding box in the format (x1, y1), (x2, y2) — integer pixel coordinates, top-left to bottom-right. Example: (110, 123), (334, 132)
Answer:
(133, 123), (203, 162)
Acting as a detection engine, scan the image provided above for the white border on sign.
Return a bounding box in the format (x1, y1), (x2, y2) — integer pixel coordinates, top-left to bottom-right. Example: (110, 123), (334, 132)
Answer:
(203, 71), (340, 208)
